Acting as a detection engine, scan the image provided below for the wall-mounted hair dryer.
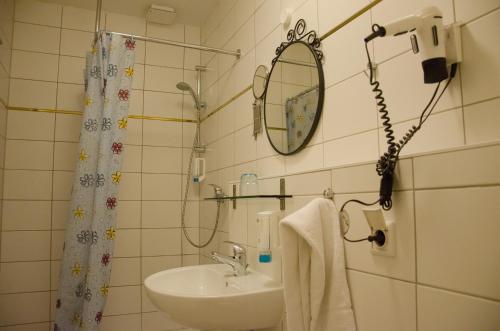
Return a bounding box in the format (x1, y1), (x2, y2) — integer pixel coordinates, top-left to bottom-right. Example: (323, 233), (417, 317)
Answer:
(365, 6), (450, 84)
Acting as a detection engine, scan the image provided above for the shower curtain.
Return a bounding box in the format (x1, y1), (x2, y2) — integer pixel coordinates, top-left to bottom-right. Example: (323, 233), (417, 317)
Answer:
(54, 33), (135, 331)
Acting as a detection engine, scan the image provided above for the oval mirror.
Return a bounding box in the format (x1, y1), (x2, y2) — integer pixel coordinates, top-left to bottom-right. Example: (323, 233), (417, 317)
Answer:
(253, 65), (268, 99)
(263, 20), (324, 155)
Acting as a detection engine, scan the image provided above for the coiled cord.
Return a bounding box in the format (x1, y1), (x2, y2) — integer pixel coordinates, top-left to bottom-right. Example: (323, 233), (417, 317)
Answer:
(364, 29), (457, 210)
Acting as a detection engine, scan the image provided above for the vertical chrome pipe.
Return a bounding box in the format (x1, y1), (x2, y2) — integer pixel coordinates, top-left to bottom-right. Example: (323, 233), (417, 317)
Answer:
(94, 0), (103, 41)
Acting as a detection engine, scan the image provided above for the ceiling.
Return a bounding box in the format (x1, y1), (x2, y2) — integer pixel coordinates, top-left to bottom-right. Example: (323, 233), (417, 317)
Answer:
(41, 0), (220, 26)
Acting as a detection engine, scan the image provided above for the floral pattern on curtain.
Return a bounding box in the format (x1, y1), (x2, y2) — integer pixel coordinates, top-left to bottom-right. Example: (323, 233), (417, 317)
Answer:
(54, 32), (135, 331)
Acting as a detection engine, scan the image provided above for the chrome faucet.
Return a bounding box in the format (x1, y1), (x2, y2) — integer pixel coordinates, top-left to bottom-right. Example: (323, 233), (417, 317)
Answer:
(211, 241), (248, 276)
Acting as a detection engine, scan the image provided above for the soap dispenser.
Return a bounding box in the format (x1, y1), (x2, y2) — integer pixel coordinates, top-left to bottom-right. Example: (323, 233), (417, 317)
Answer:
(256, 211), (277, 263)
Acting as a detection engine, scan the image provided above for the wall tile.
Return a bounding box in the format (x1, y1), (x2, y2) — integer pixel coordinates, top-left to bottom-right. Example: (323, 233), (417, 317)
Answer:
(51, 200), (69, 230)
(142, 229), (181, 256)
(103, 286), (141, 315)
(145, 42), (184, 68)
(15, 0), (62, 27)
(1, 231), (50, 262)
(2, 201), (51, 231)
(58, 56), (85, 84)
(118, 172), (141, 200)
(0, 261), (50, 293)
(53, 141), (77, 171)
(55, 113), (82, 142)
(255, 0), (281, 44)
(317, 0), (369, 35)
(106, 12), (146, 35)
(455, 0), (500, 23)
(348, 270), (416, 331)
(234, 125), (256, 165)
(257, 155), (285, 178)
(323, 73), (377, 141)
(110, 257), (141, 286)
(114, 229), (140, 257)
(385, 109), (464, 157)
(57, 83), (84, 111)
(5, 140), (53, 170)
(141, 255), (181, 281)
(52, 170), (73, 200)
(413, 144), (500, 188)
(417, 285), (500, 331)
(416, 187), (500, 300)
(100, 314), (141, 331)
(141, 201), (181, 228)
(9, 79), (57, 109)
(116, 200), (141, 229)
(285, 143), (324, 174)
(461, 9), (500, 105)
(141, 311), (184, 331)
(13, 22), (60, 54)
(62, 6), (98, 32)
(0, 322), (50, 331)
(332, 158), (413, 193)
(322, 12), (371, 87)
(142, 174), (181, 200)
(324, 130), (379, 168)
(143, 91), (183, 118)
(124, 118), (142, 145)
(4, 170), (52, 200)
(143, 120), (182, 147)
(0, 292), (50, 326)
(144, 65), (183, 93)
(60, 29), (93, 57)
(11, 50), (58, 81)
(464, 97), (500, 144)
(121, 144), (141, 173)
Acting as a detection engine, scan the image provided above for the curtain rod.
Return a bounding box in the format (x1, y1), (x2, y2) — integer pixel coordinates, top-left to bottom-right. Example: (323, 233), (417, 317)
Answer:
(93, 0), (241, 58)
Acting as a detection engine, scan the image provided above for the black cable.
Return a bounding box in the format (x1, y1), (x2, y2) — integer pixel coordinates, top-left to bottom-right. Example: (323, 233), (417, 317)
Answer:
(340, 198), (379, 242)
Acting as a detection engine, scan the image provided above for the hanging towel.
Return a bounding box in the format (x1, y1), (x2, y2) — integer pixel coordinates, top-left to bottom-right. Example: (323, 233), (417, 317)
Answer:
(279, 198), (356, 331)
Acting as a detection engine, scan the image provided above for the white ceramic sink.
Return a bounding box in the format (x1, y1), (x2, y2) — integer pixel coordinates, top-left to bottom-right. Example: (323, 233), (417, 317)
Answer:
(144, 264), (284, 330)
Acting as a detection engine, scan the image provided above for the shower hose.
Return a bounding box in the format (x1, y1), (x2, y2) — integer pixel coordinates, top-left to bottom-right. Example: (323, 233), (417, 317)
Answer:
(180, 123), (222, 248)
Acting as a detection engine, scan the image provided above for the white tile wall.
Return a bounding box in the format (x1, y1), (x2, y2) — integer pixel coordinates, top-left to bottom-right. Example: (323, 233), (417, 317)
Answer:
(199, 1), (500, 330)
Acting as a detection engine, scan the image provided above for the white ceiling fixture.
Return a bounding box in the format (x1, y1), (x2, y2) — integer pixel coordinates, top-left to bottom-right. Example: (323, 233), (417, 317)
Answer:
(40, 0), (220, 26)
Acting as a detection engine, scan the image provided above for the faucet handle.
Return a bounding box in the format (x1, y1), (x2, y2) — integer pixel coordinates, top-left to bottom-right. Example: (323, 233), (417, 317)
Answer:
(224, 240), (246, 256)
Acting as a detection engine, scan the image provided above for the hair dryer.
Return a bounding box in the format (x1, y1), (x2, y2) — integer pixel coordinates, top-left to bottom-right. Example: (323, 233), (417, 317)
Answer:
(365, 6), (448, 84)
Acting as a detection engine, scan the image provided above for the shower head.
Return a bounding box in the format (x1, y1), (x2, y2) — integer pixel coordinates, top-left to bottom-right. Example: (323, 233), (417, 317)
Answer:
(176, 81), (201, 110)
(176, 81), (193, 92)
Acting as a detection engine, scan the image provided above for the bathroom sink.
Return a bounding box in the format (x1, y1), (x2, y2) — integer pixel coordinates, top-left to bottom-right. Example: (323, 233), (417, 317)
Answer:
(144, 264), (284, 330)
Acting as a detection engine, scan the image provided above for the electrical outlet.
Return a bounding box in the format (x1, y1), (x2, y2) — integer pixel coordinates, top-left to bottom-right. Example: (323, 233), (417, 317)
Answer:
(371, 219), (396, 257)
(445, 22), (462, 65)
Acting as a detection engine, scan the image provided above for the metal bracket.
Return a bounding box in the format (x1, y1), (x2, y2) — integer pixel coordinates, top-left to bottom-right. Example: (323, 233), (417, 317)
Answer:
(323, 188), (334, 200)
(280, 178), (286, 210)
(232, 184), (237, 209)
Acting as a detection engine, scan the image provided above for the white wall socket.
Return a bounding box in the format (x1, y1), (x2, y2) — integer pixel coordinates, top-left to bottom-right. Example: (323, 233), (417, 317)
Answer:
(371, 219), (396, 257)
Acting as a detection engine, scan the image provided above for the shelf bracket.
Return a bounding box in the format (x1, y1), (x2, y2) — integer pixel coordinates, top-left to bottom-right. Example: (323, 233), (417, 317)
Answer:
(280, 178), (286, 210)
(232, 184), (237, 209)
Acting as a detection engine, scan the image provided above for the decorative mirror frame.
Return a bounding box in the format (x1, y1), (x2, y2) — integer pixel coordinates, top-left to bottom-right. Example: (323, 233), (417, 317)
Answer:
(263, 19), (325, 156)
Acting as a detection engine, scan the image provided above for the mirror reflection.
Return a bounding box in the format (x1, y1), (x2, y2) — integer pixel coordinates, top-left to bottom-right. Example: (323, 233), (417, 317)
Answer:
(264, 42), (322, 155)
(253, 65), (268, 99)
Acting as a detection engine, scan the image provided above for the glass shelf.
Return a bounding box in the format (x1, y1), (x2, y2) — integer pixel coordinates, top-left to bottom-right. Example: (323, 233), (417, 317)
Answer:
(204, 194), (293, 201)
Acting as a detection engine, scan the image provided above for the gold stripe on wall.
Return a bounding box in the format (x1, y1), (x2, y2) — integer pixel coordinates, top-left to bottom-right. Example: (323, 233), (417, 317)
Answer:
(6, 106), (197, 123)
(319, 0), (383, 41)
(201, 0), (383, 121)
(202, 84), (252, 122)
(267, 127), (287, 131)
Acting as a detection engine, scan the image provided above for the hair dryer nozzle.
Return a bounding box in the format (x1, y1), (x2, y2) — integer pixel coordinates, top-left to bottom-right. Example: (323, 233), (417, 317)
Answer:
(365, 24), (386, 43)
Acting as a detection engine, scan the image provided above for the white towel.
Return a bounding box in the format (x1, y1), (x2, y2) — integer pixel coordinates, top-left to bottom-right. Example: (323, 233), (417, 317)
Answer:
(279, 198), (356, 331)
